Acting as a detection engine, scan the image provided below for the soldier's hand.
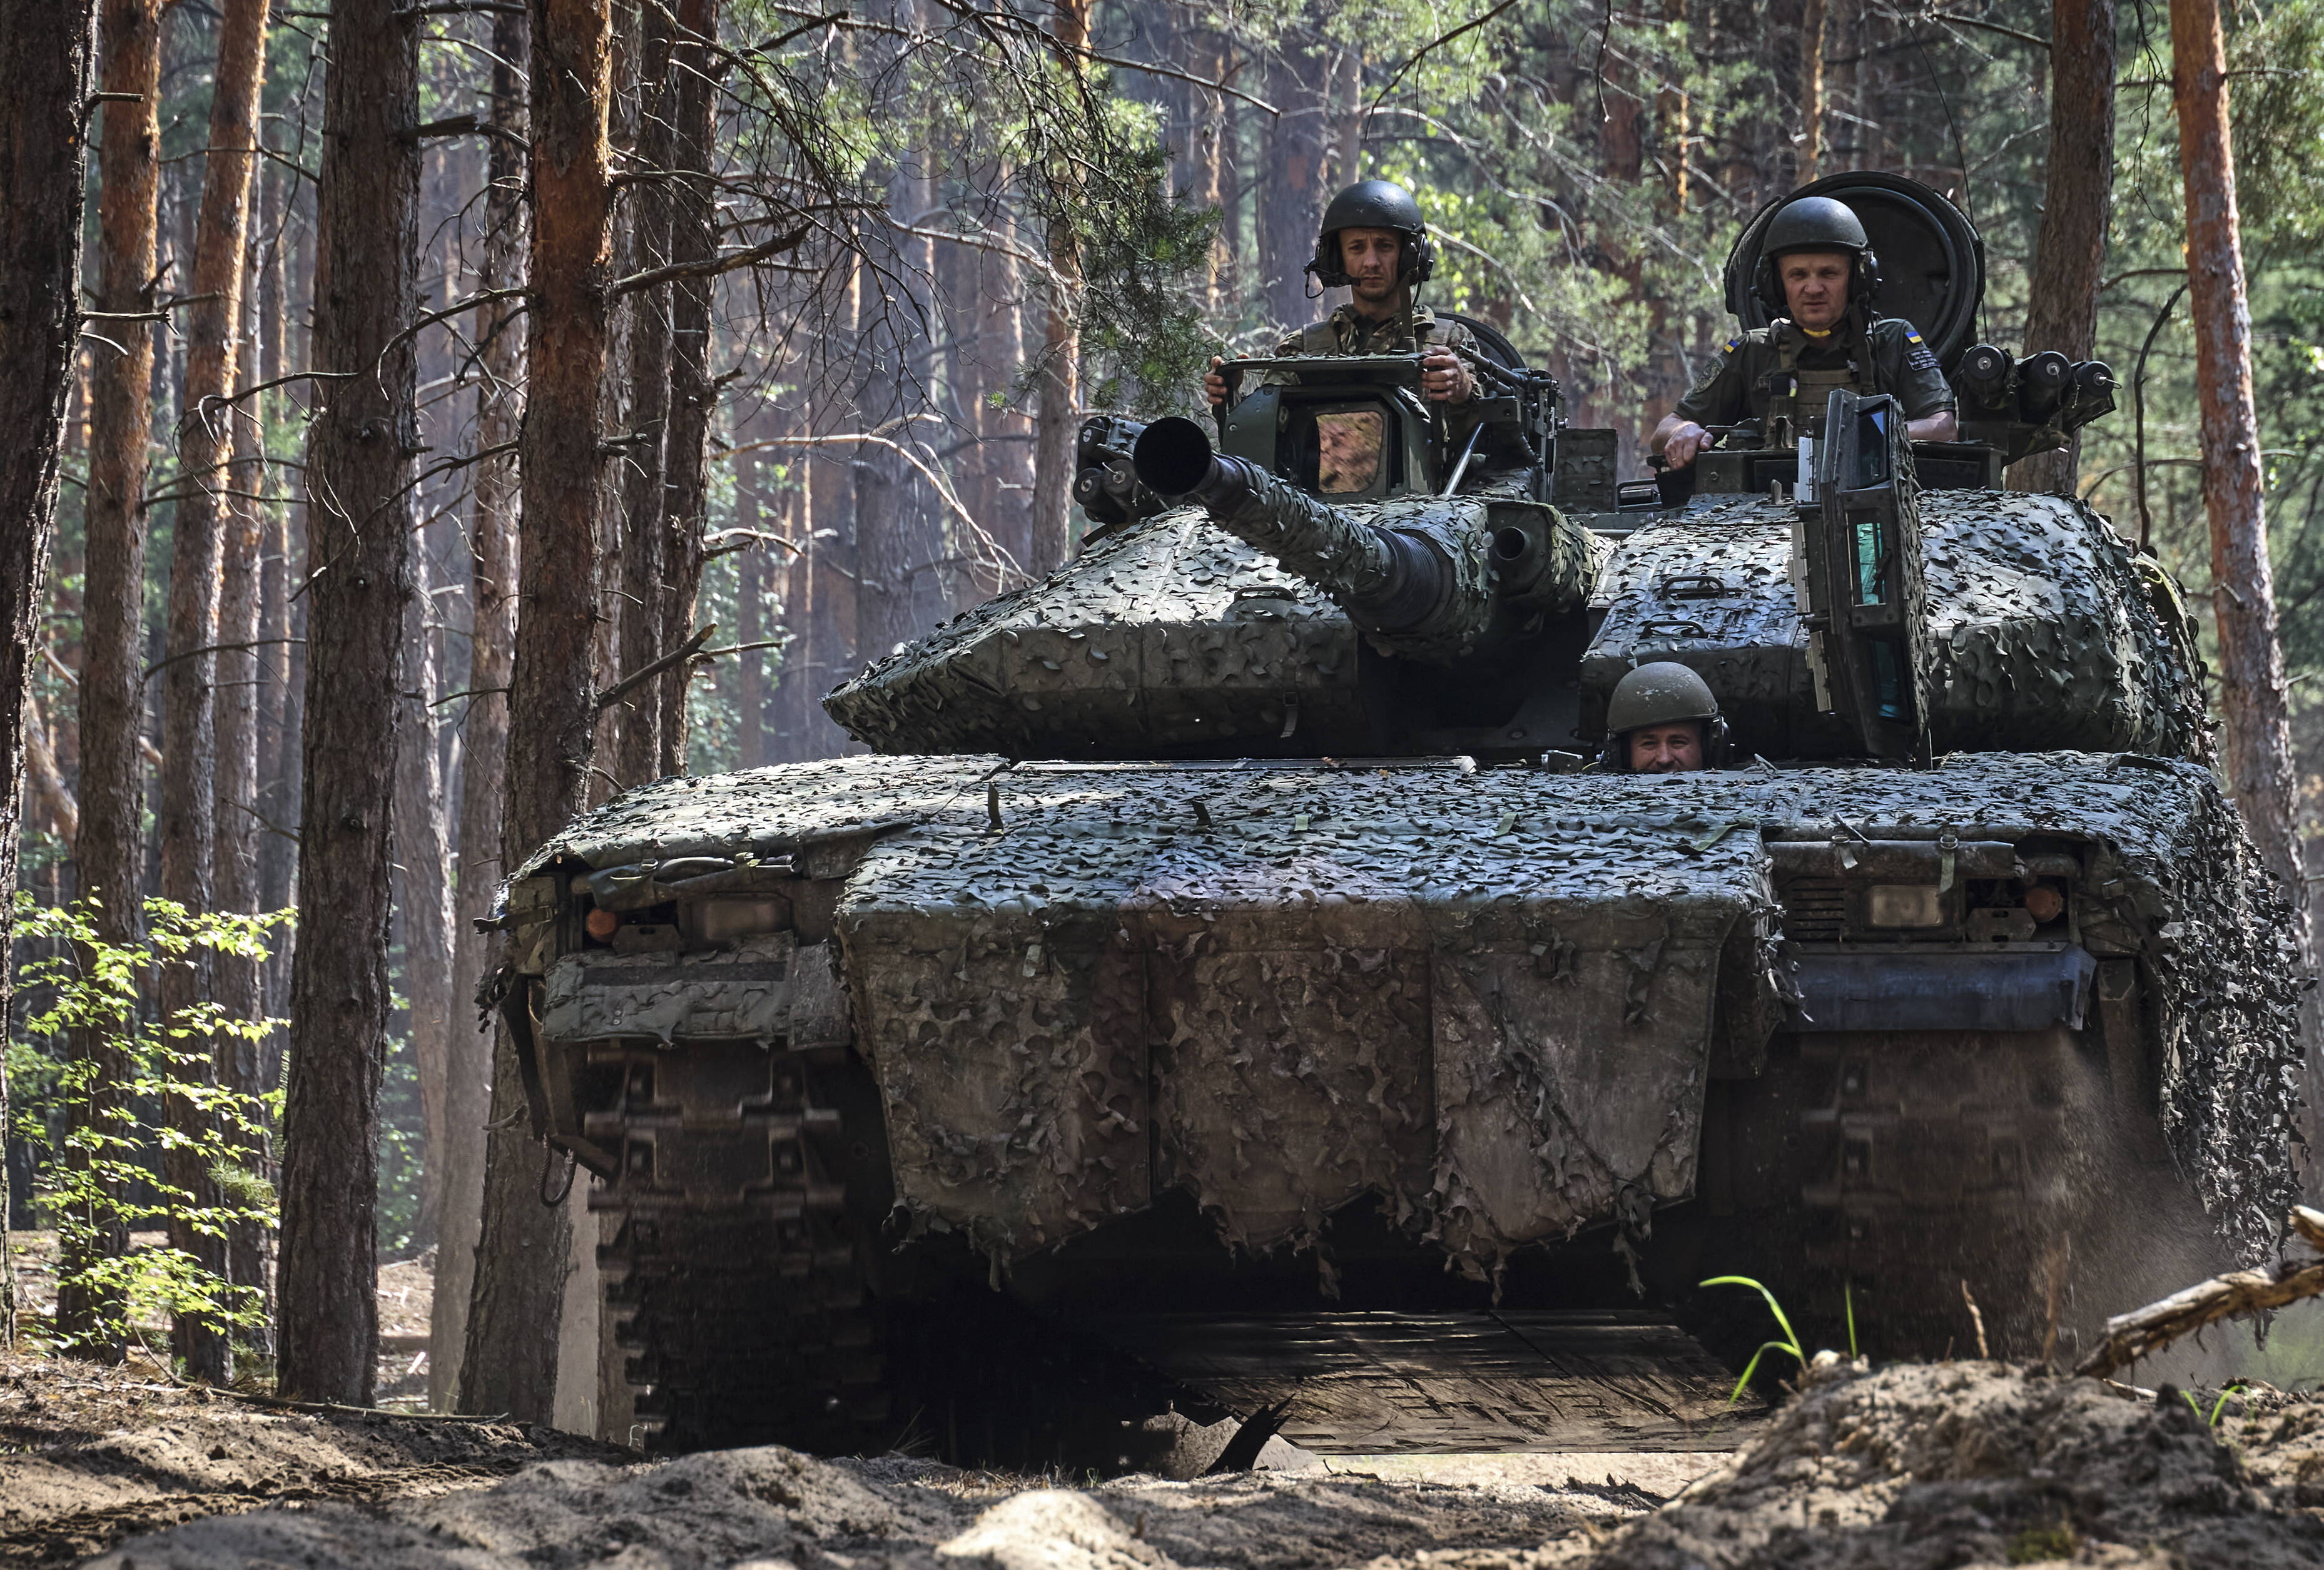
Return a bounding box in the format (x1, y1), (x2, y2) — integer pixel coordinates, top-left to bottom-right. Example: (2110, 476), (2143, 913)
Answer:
(1205, 355), (1230, 407)
(1662, 421), (1712, 469)
(1420, 346), (1473, 403)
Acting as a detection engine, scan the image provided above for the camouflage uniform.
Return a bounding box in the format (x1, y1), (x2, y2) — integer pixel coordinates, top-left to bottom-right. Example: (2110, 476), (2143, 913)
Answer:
(1267, 303), (1514, 452)
(1674, 316), (1954, 437)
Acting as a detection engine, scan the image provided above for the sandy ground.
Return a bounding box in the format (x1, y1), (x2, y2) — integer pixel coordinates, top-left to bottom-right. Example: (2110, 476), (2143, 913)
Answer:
(0, 1355), (2316, 1570)
(11, 1235), (2324, 1568)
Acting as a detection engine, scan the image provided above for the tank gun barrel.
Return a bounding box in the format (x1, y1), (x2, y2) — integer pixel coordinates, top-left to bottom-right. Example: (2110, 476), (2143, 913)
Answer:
(1132, 416), (1450, 632)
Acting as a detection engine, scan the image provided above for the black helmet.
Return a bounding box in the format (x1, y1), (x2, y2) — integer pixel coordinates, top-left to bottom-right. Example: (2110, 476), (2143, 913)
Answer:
(1600, 661), (1730, 769)
(1307, 179), (1436, 291)
(1753, 195), (1882, 317)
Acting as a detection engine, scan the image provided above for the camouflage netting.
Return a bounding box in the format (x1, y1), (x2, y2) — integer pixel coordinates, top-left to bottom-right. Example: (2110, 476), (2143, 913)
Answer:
(823, 473), (1603, 761)
(512, 749), (2302, 1271)
(1584, 491), (2211, 762)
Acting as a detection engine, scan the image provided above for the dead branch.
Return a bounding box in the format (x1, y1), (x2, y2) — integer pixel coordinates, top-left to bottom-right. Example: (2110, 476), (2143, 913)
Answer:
(610, 227), (810, 296)
(2075, 1207), (2324, 1379)
(596, 624), (716, 711)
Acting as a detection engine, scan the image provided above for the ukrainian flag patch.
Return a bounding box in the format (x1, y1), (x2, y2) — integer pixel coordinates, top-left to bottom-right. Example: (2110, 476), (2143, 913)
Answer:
(1722, 336), (1741, 353)
(1905, 328), (1926, 344)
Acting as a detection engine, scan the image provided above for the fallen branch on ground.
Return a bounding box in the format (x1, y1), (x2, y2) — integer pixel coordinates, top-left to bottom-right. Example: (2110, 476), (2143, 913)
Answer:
(2076, 1206), (2324, 1380)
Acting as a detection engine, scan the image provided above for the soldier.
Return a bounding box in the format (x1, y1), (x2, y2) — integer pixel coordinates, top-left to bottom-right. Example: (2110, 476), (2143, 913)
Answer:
(1650, 195), (1959, 471)
(1204, 180), (1484, 412)
(1603, 662), (1727, 773)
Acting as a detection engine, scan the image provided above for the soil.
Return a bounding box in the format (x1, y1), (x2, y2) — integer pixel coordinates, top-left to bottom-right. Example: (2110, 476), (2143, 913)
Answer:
(0, 1356), (2308, 1570)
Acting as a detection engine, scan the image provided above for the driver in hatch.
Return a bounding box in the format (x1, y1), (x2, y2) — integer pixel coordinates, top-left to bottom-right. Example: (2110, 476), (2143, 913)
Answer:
(1601, 663), (1728, 774)
(1649, 195), (1957, 471)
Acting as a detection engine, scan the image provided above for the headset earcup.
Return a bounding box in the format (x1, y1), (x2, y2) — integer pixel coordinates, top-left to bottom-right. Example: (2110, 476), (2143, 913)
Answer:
(1406, 230), (1436, 286)
(1855, 247), (1882, 303)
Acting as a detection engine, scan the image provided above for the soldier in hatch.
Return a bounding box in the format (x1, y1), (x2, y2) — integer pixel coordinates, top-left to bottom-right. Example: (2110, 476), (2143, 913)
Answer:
(1204, 180), (1486, 413)
(1649, 195), (1959, 470)
(1601, 662), (1727, 774)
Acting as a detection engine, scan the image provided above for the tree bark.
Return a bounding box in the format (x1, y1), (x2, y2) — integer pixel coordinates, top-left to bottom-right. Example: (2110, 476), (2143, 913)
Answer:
(612, 0), (674, 789)
(277, 0), (419, 1404)
(2171, 0), (2297, 880)
(654, 0), (716, 777)
(463, 0), (612, 1424)
(0, 0), (98, 1351)
(1027, 0), (1085, 579)
(214, 209), (270, 1345)
(433, 0), (527, 1412)
(2014, 0), (2115, 495)
(159, 0), (270, 1382)
(734, 452), (766, 769)
(62, 0), (162, 1356)
(1797, 0), (1828, 183)
(393, 541), (454, 1249)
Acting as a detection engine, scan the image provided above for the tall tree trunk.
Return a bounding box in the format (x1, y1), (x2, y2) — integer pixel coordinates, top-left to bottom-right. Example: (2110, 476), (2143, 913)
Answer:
(2013, 0), (2116, 495)
(159, 0), (269, 1382)
(1797, 0), (1828, 182)
(62, 0), (162, 1357)
(464, 0), (612, 1424)
(277, 0), (419, 1404)
(255, 156), (294, 1011)
(734, 446), (766, 769)
(0, 0), (98, 1352)
(1258, 36), (1331, 332)
(393, 543), (454, 1249)
(613, 0), (674, 789)
(434, 0), (527, 1412)
(1027, 0), (1085, 579)
(654, 0), (717, 776)
(213, 226), (268, 1347)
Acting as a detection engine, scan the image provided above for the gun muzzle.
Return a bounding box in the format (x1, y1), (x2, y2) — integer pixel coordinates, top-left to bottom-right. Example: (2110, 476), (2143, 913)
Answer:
(1131, 417), (1447, 632)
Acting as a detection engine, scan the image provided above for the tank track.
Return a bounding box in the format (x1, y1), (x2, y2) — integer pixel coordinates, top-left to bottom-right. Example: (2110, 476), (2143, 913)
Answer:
(586, 1036), (893, 1451)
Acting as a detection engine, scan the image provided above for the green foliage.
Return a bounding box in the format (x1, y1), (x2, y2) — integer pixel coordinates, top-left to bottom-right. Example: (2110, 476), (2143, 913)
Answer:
(1700, 1274), (1807, 1402)
(7, 896), (289, 1357)
(2006, 1520), (2079, 1564)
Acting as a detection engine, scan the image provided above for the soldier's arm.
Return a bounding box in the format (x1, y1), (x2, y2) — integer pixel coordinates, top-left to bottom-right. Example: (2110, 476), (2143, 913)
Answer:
(1884, 322), (1959, 442)
(1653, 340), (1748, 468)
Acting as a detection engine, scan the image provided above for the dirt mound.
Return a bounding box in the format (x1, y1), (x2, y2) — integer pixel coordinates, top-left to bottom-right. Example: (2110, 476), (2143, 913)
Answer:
(0, 1352), (622, 1567)
(1580, 1356), (2324, 1569)
(33, 1357), (2324, 1570)
(79, 1446), (1626, 1569)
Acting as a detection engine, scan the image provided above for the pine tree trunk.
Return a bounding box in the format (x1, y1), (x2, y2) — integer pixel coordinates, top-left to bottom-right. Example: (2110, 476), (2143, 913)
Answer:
(463, 0), (612, 1424)
(653, 0), (717, 776)
(159, 0), (270, 1382)
(63, 0), (162, 1357)
(393, 542), (454, 1250)
(2171, 0), (2298, 893)
(2013, 0), (2116, 496)
(612, 0), (674, 789)
(433, 0), (527, 1412)
(1027, 0), (1085, 579)
(214, 221), (269, 1347)
(277, 0), (419, 1404)
(0, 0), (98, 1352)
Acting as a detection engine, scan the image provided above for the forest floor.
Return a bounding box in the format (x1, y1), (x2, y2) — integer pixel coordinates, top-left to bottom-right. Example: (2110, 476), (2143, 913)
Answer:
(9, 1235), (2324, 1568)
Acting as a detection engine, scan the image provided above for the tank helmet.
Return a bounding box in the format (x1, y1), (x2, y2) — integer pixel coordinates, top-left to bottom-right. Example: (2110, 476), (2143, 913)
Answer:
(1603, 661), (1729, 769)
(1753, 195), (1882, 318)
(1307, 179), (1437, 292)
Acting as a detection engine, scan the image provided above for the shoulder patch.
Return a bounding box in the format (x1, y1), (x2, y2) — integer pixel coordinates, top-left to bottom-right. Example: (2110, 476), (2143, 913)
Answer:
(1722, 336), (1742, 353)
(1905, 328), (1926, 345)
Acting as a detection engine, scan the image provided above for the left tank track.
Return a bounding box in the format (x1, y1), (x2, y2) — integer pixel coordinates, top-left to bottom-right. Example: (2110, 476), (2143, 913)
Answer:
(584, 1035), (896, 1452)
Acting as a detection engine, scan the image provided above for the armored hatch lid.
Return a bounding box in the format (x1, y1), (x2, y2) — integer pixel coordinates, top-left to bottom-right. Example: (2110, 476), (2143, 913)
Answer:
(1723, 170), (1986, 372)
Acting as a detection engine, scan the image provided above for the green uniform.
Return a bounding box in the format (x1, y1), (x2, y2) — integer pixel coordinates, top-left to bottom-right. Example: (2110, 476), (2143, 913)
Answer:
(1673, 316), (1954, 435)
(1267, 303), (1513, 453)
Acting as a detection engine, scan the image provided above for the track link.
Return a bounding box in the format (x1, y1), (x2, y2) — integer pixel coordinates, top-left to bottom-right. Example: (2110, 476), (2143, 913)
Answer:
(586, 1036), (893, 1452)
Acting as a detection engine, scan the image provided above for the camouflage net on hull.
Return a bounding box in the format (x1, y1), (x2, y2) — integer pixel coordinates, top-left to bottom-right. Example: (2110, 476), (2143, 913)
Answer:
(512, 749), (2301, 1271)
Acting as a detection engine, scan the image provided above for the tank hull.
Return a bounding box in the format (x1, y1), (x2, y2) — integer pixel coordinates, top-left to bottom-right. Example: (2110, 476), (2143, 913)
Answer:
(499, 749), (2299, 1451)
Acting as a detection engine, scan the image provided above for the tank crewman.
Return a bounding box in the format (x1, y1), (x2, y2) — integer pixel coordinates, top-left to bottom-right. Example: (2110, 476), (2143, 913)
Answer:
(1204, 180), (1503, 447)
(1603, 662), (1727, 774)
(1649, 196), (1958, 470)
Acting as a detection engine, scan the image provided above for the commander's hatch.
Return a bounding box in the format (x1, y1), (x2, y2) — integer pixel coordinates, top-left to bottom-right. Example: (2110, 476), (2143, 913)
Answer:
(1795, 387), (1931, 762)
(1724, 171), (1986, 375)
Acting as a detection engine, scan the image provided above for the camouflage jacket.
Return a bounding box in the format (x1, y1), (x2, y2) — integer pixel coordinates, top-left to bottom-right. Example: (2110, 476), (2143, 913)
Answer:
(1673, 315), (1954, 435)
(1268, 304), (1516, 455)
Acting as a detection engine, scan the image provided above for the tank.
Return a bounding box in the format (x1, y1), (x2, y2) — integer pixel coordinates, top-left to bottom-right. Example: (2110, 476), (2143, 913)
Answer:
(488, 174), (2305, 1460)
